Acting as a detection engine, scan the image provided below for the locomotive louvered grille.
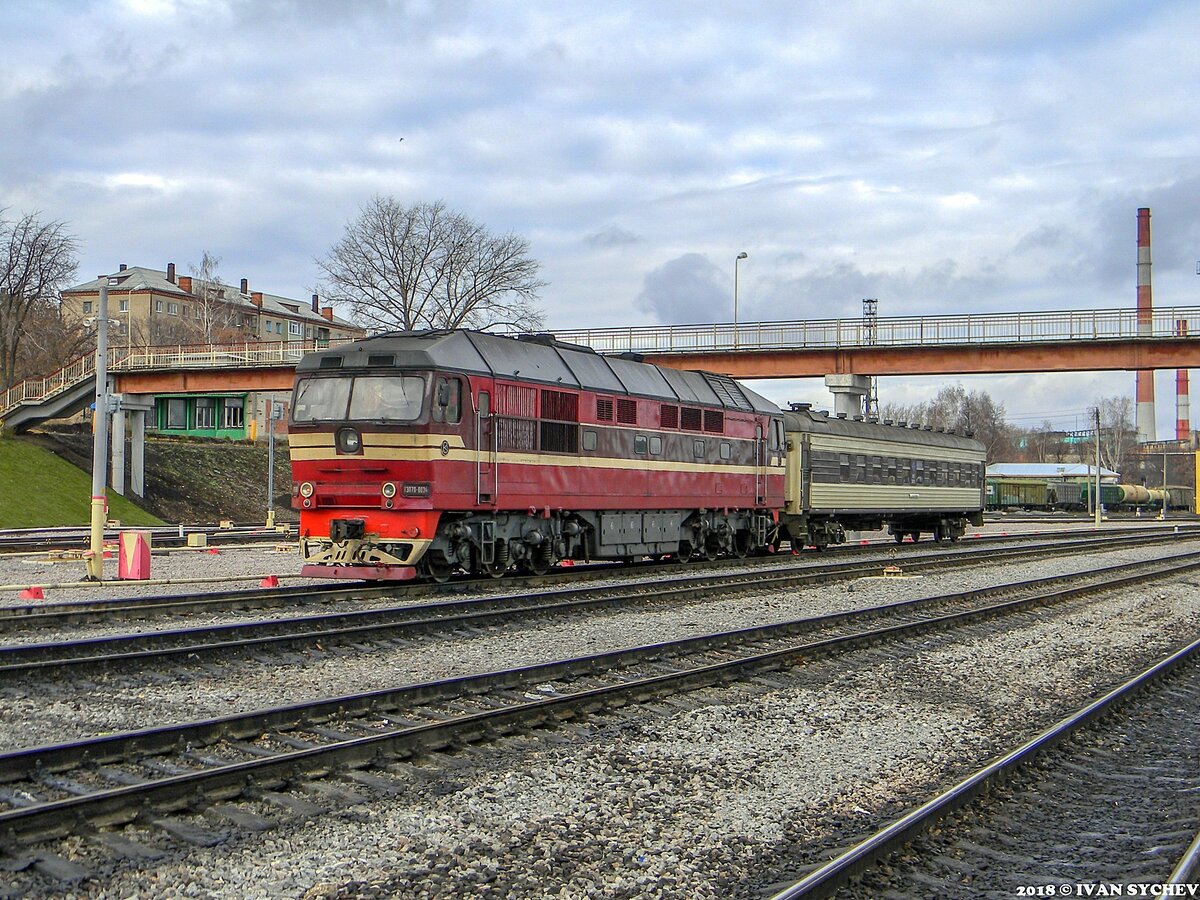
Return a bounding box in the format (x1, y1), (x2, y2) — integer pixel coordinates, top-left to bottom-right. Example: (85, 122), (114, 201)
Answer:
(540, 421), (579, 453)
(541, 390), (579, 422)
(616, 398), (637, 424)
(597, 397), (614, 421)
(703, 374), (754, 411)
(703, 410), (724, 433)
(660, 404), (678, 428)
(680, 407), (702, 430)
(497, 418), (537, 452)
(496, 383), (537, 418)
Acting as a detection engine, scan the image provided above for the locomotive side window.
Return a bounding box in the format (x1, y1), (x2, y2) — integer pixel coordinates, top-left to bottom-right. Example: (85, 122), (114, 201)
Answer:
(478, 391), (490, 417)
(649, 436), (662, 455)
(293, 376), (353, 422)
(583, 430), (597, 451)
(693, 439), (705, 458)
(348, 375), (425, 422)
(634, 434), (648, 455)
(719, 442), (731, 460)
(432, 377), (462, 424)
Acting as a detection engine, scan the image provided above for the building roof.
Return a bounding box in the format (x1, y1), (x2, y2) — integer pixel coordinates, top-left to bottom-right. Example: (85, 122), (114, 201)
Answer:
(987, 463), (1118, 478)
(64, 266), (360, 331)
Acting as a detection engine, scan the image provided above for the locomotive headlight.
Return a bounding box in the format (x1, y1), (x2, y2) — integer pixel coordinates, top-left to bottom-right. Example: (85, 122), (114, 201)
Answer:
(337, 427), (362, 454)
(381, 482), (397, 499)
(299, 482), (315, 498)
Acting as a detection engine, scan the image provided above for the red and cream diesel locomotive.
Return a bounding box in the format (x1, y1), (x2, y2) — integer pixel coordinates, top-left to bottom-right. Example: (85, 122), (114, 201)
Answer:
(289, 329), (788, 580)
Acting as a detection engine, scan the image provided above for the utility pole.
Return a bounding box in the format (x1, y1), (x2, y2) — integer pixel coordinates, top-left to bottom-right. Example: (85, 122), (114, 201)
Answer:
(1093, 406), (1102, 529)
(862, 299), (879, 418)
(86, 280), (111, 581)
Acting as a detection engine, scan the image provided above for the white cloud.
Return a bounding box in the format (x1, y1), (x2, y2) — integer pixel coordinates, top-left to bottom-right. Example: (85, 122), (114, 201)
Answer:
(1, 0), (1198, 434)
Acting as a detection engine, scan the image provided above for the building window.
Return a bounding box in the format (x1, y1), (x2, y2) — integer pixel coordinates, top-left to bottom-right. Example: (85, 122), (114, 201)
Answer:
(168, 302), (179, 315)
(119, 298), (129, 312)
(276, 322), (284, 334)
(166, 398), (187, 429)
(82, 301), (93, 314)
(222, 399), (244, 429)
(195, 397), (215, 429)
(155, 300), (164, 312)
(289, 321), (301, 336)
(182, 305), (189, 318)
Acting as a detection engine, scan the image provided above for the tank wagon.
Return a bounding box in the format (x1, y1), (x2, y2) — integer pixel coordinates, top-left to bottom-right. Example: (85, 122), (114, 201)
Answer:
(289, 330), (986, 580)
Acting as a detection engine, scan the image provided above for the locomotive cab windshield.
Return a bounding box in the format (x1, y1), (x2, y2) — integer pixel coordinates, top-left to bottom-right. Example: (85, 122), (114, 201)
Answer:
(292, 373), (427, 423)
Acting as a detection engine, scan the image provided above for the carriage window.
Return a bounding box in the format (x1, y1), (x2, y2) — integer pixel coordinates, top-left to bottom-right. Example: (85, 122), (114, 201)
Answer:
(583, 430), (597, 451)
(348, 375), (425, 422)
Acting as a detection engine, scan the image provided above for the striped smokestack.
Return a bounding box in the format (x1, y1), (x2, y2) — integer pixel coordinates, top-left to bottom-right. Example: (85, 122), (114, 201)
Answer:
(1136, 207), (1155, 442)
(1178, 319), (1190, 441)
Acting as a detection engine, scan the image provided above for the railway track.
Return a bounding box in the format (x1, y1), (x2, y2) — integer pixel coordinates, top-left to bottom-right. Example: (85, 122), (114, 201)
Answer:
(768, 636), (1200, 898)
(3, 547), (1200, 877)
(0, 524), (1194, 633)
(3, 533), (1200, 677)
(0, 524), (287, 556)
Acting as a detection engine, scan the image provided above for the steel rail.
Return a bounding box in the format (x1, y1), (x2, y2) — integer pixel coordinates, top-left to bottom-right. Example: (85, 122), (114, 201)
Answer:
(2, 534), (1196, 677)
(0, 525), (1191, 631)
(2, 552), (1200, 848)
(767, 634), (1200, 899)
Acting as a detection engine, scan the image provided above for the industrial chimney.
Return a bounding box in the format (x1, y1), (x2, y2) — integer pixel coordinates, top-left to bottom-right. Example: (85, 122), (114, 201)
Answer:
(1136, 208), (1155, 443)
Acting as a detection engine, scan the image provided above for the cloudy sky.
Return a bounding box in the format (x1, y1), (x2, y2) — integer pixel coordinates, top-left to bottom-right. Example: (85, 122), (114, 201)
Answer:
(4, 0), (1199, 434)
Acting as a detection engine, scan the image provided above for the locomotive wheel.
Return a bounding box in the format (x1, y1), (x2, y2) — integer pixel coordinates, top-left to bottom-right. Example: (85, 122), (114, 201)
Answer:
(676, 540), (694, 563)
(893, 532), (906, 544)
(486, 541), (510, 578)
(421, 552), (455, 584)
(733, 531), (751, 559)
(519, 544), (553, 576)
(704, 536), (721, 561)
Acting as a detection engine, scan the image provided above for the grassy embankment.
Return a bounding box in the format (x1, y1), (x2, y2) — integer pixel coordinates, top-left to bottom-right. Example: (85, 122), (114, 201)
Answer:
(0, 437), (163, 528)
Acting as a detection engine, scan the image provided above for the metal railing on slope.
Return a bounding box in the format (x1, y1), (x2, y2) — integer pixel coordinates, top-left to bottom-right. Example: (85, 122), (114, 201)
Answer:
(1, 338), (356, 421)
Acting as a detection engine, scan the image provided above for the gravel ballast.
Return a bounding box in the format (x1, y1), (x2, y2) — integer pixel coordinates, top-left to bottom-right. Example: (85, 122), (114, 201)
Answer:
(1, 521), (1197, 898)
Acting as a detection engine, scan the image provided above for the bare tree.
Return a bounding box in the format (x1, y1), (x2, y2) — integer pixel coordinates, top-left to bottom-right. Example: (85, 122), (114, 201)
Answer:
(189, 251), (240, 342)
(1095, 395), (1137, 475)
(0, 209), (79, 389)
(880, 383), (1014, 462)
(317, 197), (546, 333)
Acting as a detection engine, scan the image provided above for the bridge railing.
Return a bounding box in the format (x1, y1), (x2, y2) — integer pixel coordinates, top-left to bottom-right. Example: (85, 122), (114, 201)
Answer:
(553, 306), (1200, 354)
(2, 338), (355, 420)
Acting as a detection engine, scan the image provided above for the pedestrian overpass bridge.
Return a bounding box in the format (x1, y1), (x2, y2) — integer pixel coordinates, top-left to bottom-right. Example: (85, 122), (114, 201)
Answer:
(5, 305), (1200, 434)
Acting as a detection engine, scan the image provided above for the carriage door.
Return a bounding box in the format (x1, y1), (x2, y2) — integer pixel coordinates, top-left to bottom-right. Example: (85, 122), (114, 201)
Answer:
(754, 423), (766, 505)
(475, 385), (497, 505)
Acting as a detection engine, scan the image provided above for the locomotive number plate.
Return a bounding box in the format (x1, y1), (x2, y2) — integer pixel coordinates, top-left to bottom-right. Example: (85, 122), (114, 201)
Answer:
(402, 482), (432, 498)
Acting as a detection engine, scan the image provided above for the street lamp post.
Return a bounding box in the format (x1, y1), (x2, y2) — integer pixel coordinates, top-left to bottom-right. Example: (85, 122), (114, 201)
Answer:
(734, 251), (748, 347)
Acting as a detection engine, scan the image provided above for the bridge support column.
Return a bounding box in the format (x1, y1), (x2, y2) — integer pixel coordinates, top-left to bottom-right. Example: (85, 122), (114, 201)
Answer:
(111, 404), (126, 496)
(130, 409), (146, 498)
(825, 374), (871, 418)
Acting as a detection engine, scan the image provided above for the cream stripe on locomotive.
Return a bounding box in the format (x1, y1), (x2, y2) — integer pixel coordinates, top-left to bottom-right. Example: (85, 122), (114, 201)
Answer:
(294, 443), (783, 477)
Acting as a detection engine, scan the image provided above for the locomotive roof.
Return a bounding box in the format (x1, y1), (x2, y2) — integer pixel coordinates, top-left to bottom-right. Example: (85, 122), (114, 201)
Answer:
(780, 406), (987, 454)
(296, 329), (781, 415)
